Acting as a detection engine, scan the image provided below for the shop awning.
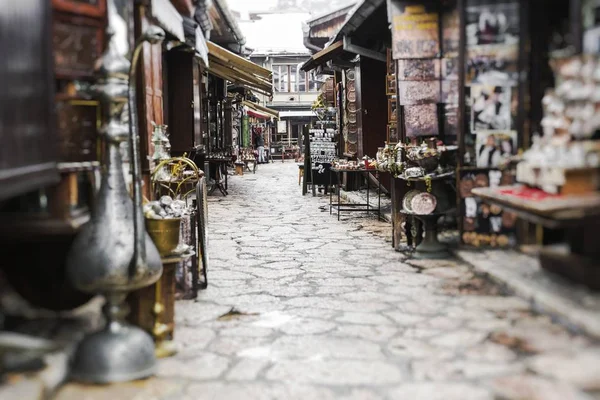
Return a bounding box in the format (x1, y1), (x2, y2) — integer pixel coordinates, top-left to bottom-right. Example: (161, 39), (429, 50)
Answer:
(301, 40), (344, 72)
(195, 26), (209, 67)
(247, 109), (270, 119)
(243, 101), (279, 119)
(279, 110), (318, 118)
(207, 42), (273, 96)
(150, 0), (185, 42)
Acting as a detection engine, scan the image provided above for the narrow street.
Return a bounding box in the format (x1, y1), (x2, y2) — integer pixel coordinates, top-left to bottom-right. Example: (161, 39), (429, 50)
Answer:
(59, 162), (597, 400)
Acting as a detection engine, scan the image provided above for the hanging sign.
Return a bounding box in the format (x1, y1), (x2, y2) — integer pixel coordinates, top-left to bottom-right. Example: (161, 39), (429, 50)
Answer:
(388, 0), (440, 59)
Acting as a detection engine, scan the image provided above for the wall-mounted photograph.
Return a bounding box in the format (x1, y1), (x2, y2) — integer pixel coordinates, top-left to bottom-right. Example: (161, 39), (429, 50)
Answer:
(466, 2), (520, 46)
(471, 85), (512, 132)
(386, 74), (396, 95)
(475, 130), (517, 168)
(467, 44), (519, 85)
(388, 98), (398, 122)
(387, 123), (399, 143)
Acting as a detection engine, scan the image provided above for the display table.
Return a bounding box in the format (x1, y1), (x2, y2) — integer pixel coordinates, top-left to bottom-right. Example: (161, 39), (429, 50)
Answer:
(206, 159), (229, 196)
(329, 168), (381, 221)
(472, 185), (600, 289)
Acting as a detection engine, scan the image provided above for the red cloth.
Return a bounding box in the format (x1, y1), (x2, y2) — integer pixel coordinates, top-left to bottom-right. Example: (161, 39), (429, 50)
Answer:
(498, 187), (561, 201)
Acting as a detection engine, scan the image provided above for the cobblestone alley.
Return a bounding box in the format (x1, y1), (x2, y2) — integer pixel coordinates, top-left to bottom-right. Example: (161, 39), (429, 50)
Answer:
(57, 162), (600, 400)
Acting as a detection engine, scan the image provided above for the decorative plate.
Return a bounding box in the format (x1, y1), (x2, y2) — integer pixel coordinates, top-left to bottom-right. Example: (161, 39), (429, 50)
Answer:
(347, 112), (357, 123)
(347, 80), (356, 92)
(346, 70), (355, 81)
(347, 102), (357, 113)
(347, 143), (358, 153)
(347, 123), (358, 133)
(411, 192), (437, 215)
(402, 190), (420, 213)
(347, 91), (356, 102)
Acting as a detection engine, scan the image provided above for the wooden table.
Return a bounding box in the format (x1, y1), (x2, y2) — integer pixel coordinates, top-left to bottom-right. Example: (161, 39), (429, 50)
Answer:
(472, 185), (600, 289)
(128, 251), (195, 358)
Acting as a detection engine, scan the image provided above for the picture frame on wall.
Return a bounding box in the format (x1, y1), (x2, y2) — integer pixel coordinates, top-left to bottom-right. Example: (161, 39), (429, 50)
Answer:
(386, 48), (395, 74)
(387, 123), (399, 143)
(386, 74), (396, 95)
(388, 98), (398, 123)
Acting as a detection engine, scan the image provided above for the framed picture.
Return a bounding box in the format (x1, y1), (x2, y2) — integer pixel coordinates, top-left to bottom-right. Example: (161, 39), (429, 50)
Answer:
(475, 130), (517, 168)
(386, 74), (396, 95)
(386, 48), (395, 74)
(387, 123), (399, 143)
(388, 98), (398, 122)
(471, 85), (512, 132)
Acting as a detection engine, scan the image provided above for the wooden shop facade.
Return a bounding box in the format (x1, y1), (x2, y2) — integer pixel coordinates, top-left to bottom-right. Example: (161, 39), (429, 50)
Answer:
(0, 0), (273, 371)
(302, 0), (600, 289)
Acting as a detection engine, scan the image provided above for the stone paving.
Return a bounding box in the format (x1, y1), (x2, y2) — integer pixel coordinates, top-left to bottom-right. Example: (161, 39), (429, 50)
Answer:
(55, 162), (600, 400)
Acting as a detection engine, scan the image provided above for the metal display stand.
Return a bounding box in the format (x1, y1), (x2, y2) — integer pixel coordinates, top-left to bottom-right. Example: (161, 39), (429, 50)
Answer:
(206, 159), (228, 196)
(401, 210), (456, 259)
(330, 168), (381, 221)
(196, 176), (209, 290)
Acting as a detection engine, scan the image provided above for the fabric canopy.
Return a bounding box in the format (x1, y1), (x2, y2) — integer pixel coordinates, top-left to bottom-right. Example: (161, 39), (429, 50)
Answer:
(243, 101), (279, 119)
(207, 42), (273, 96)
(247, 109), (270, 119)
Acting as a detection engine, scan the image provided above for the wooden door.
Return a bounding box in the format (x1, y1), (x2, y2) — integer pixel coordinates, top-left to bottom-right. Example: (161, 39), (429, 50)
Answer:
(142, 41), (164, 170)
(0, 0), (59, 200)
(193, 59), (202, 148)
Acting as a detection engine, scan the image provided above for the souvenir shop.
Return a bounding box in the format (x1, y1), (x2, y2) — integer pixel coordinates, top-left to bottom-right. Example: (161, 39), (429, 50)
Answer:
(302, 0), (600, 289)
(239, 100), (279, 167)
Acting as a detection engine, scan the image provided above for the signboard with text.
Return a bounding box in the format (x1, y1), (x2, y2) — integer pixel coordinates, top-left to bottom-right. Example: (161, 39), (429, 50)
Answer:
(388, 0), (439, 59)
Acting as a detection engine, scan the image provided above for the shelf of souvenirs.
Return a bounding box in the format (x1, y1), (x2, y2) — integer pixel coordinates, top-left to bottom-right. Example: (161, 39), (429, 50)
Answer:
(205, 150), (232, 162)
(513, 135), (600, 196)
(371, 138), (457, 181)
(542, 54), (600, 140)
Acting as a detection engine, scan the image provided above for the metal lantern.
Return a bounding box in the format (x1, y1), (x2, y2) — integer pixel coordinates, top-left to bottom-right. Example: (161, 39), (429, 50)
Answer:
(65, 1), (166, 383)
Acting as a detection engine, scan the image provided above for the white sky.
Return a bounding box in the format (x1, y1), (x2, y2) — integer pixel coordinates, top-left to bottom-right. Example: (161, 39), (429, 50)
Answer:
(240, 13), (310, 54)
(226, 0), (277, 13)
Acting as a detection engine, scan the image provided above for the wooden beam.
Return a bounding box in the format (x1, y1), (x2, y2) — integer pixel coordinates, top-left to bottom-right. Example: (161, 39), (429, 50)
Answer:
(342, 37), (386, 62)
(301, 40), (344, 71)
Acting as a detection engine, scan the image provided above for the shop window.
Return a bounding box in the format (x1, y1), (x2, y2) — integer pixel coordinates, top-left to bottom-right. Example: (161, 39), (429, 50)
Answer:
(290, 65), (298, 92)
(273, 65), (319, 93)
(298, 69), (307, 92)
(308, 71), (320, 92)
(273, 65), (288, 93)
